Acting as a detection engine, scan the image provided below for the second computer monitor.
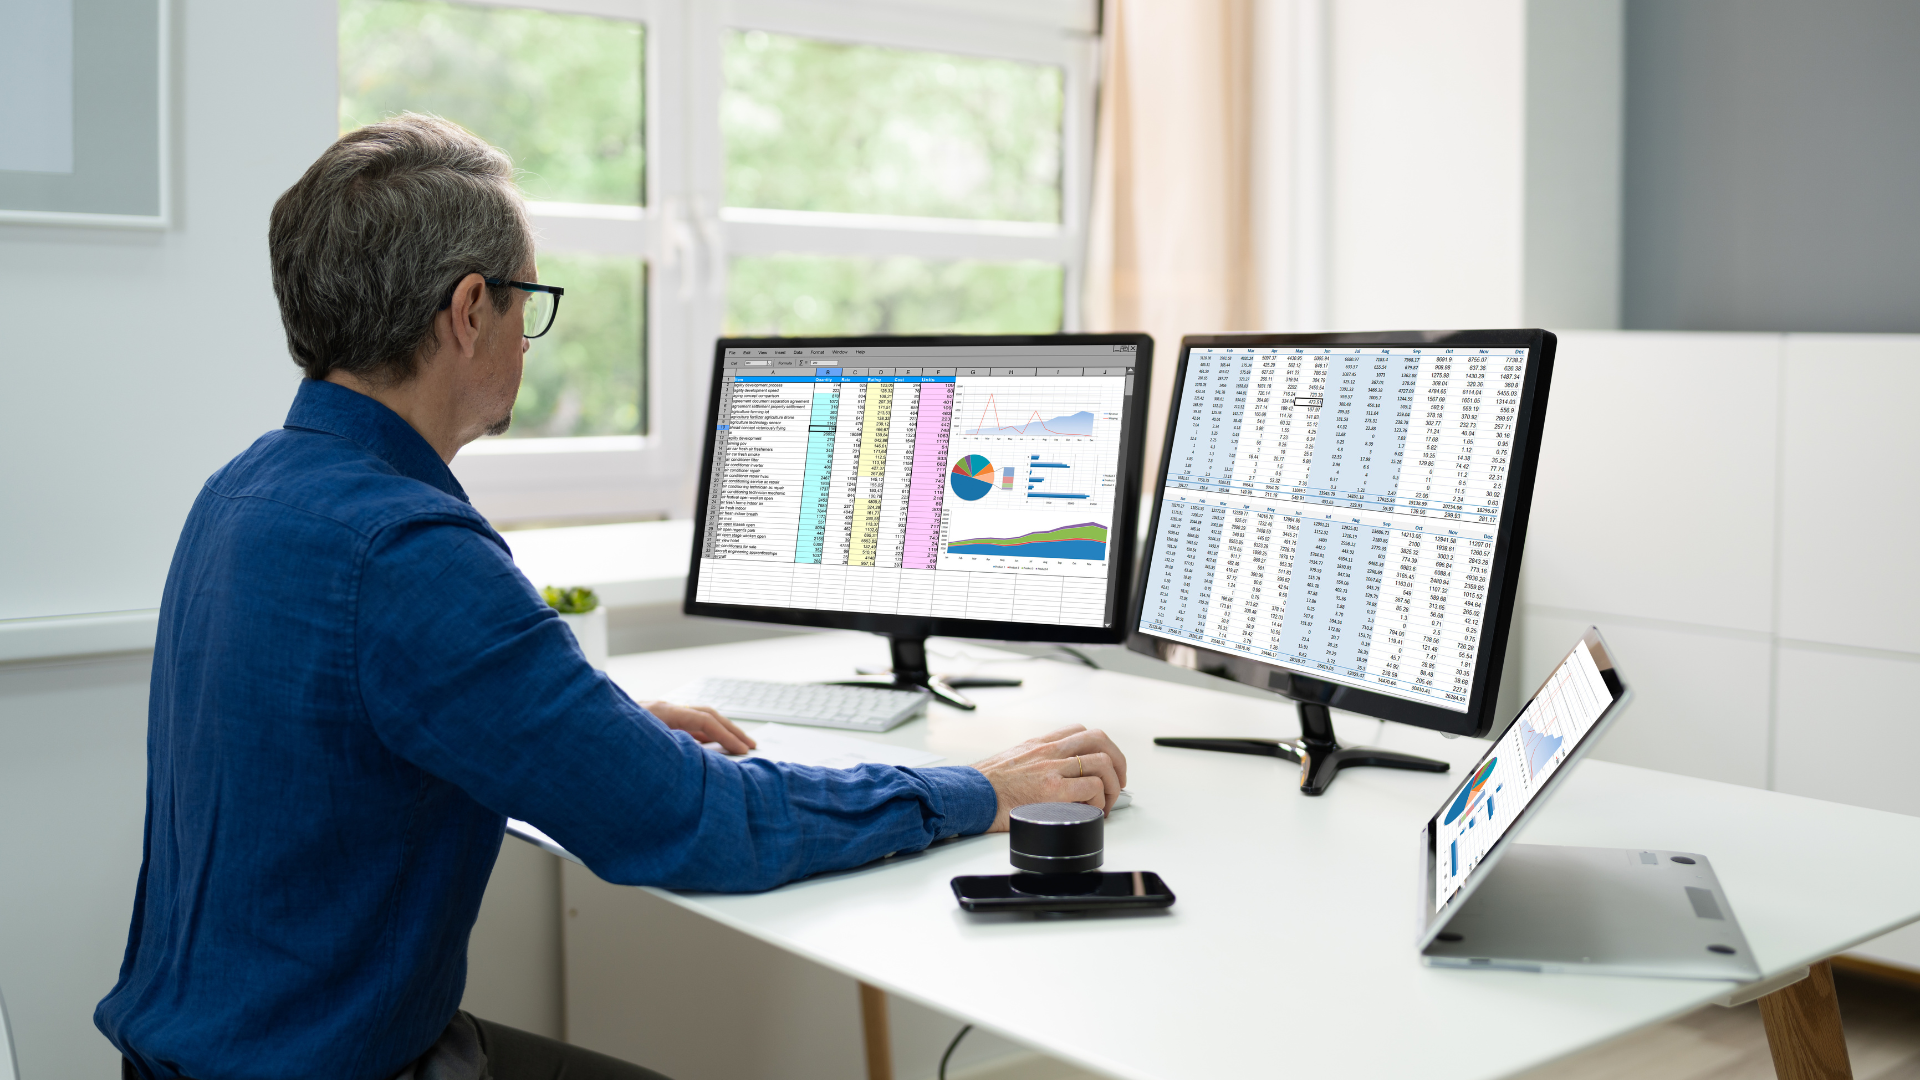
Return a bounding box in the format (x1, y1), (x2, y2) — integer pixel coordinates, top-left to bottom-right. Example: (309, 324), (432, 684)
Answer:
(1130, 330), (1556, 739)
(687, 334), (1153, 647)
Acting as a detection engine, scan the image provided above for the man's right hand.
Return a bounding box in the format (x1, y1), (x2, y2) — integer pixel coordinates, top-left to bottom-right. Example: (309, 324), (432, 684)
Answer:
(970, 725), (1128, 833)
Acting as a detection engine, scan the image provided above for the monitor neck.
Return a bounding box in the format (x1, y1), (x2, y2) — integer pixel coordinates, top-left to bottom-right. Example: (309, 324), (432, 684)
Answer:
(888, 635), (933, 691)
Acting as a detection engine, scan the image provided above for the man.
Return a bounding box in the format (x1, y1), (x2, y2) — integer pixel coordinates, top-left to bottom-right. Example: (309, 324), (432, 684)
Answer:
(96, 114), (1126, 1080)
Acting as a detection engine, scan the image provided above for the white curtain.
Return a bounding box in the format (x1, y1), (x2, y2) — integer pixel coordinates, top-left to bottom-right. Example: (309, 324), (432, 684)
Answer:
(1084, 0), (1261, 487)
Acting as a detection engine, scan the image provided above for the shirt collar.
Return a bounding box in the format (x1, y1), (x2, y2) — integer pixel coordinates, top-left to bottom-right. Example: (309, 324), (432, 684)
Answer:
(284, 379), (470, 503)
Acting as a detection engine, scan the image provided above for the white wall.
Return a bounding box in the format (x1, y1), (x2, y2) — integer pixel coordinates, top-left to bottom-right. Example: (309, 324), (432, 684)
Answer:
(0, 0), (337, 1072)
(0, 1), (332, 625)
(1293, 0), (1622, 332)
(1326, 0), (1529, 329)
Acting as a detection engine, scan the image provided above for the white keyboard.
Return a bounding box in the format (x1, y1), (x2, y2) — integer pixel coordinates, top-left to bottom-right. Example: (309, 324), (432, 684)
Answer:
(671, 677), (930, 733)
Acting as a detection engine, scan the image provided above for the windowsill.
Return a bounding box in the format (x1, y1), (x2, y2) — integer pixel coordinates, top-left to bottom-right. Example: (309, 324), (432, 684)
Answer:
(0, 609), (163, 664)
(505, 518), (693, 608)
(460, 434), (649, 457)
(720, 204), (1062, 238)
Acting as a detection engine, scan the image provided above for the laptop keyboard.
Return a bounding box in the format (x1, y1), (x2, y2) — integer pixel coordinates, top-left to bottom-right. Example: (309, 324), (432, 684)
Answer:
(671, 677), (930, 733)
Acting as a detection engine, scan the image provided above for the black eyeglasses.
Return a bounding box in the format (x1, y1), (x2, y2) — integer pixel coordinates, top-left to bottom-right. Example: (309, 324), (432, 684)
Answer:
(439, 277), (565, 339)
(488, 278), (564, 339)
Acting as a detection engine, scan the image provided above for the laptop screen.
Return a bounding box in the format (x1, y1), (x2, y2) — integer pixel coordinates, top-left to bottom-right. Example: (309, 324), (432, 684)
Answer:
(1431, 635), (1619, 911)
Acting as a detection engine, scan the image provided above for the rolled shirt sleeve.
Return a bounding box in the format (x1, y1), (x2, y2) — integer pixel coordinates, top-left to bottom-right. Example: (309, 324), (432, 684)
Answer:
(353, 517), (999, 892)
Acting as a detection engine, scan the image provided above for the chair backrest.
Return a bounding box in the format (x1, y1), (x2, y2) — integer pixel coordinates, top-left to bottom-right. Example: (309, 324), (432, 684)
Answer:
(0, 986), (18, 1080)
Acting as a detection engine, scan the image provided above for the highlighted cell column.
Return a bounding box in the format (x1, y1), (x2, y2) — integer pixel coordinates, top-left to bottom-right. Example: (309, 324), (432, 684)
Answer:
(849, 384), (893, 566)
(793, 386), (839, 563)
(902, 382), (954, 569)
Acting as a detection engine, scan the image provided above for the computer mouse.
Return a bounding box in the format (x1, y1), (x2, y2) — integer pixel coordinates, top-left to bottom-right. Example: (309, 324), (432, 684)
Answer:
(1112, 789), (1132, 811)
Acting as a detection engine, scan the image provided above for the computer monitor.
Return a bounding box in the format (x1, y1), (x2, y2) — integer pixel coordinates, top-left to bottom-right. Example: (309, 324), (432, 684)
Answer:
(1127, 330), (1556, 793)
(686, 333), (1154, 709)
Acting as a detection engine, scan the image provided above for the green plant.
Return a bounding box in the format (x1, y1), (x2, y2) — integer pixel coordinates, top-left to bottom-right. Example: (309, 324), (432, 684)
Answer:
(541, 585), (600, 614)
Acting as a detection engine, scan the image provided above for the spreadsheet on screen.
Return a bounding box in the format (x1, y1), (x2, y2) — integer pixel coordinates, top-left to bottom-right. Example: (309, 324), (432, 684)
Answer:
(696, 344), (1137, 627)
(1138, 346), (1527, 710)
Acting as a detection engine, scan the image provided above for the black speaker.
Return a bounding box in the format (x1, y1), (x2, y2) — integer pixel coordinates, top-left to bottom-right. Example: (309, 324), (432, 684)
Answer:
(1008, 802), (1103, 874)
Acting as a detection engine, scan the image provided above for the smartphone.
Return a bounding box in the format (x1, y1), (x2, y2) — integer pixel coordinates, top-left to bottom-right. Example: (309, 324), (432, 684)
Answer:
(951, 871), (1176, 913)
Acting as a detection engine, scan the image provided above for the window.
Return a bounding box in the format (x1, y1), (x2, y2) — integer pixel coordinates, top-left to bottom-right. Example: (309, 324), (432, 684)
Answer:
(340, 0), (1098, 524)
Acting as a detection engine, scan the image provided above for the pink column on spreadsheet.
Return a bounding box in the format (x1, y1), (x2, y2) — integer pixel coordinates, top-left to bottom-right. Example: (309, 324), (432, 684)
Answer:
(902, 383), (954, 569)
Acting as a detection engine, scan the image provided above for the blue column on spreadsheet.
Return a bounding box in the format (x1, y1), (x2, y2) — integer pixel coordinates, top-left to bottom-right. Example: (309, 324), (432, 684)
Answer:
(1381, 353), (1421, 504)
(1189, 505), (1228, 632)
(1335, 354), (1418, 502)
(1303, 354), (1365, 498)
(1315, 521), (1365, 669)
(1188, 354), (1255, 491)
(1275, 517), (1335, 667)
(1142, 500), (1191, 631)
(1330, 524), (1394, 675)
(793, 386), (839, 564)
(1153, 502), (1226, 638)
(1168, 361), (1213, 485)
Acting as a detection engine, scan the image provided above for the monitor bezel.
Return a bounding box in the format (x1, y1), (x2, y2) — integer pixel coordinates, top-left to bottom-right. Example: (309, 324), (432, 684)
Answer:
(1124, 328), (1556, 737)
(685, 332), (1155, 644)
(1416, 626), (1632, 948)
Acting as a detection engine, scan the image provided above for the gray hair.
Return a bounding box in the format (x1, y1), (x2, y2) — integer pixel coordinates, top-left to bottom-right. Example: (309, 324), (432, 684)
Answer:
(269, 113), (533, 386)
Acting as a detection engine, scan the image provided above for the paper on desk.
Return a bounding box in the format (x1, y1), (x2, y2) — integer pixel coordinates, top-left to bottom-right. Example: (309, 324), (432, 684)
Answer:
(720, 722), (946, 770)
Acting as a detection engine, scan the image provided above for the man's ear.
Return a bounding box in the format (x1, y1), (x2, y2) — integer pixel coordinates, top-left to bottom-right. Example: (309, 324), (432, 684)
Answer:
(444, 272), (489, 360)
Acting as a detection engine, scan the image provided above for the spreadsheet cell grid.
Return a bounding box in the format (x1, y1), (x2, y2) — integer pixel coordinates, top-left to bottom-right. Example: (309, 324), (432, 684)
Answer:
(1140, 347), (1527, 712)
(699, 356), (1134, 629)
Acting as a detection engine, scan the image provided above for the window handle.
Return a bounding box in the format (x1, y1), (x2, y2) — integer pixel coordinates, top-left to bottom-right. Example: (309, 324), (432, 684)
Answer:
(692, 197), (726, 299)
(664, 199), (699, 302)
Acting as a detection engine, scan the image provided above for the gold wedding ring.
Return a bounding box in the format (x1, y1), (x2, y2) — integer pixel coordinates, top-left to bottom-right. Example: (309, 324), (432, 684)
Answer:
(1073, 755), (1083, 778)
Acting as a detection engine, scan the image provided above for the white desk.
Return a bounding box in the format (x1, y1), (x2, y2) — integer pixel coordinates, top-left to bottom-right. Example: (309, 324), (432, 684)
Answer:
(581, 632), (1920, 1080)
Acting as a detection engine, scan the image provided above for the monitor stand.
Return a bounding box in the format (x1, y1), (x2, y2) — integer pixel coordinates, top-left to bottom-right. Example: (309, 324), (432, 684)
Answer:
(1155, 700), (1448, 795)
(830, 635), (1022, 712)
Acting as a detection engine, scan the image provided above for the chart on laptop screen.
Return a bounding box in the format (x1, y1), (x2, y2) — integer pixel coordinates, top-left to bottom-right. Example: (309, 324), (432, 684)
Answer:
(1431, 638), (1615, 910)
(696, 344), (1138, 627)
(1137, 346), (1527, 710)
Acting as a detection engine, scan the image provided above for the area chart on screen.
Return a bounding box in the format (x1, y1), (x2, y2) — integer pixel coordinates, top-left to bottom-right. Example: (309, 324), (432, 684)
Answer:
(946, 523), (1109, 560)
(1137, 347), (1527, 711)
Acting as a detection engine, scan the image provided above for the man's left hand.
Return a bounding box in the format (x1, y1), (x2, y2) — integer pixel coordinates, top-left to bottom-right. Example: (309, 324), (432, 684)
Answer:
(644, 700), (757, 755)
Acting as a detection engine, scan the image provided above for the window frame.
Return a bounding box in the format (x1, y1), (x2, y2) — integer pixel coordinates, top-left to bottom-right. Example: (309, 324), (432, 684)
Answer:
(436, 0), (1102, 525)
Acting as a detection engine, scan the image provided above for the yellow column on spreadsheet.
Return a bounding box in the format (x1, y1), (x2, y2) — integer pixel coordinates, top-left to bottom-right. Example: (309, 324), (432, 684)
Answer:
(850, 385), (893, 566)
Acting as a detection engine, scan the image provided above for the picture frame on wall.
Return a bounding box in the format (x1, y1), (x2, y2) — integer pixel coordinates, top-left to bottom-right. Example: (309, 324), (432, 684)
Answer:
(0, 0), (168, 228)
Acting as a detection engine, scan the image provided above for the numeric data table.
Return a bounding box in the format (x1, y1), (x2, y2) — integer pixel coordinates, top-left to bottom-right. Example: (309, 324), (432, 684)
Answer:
(1139, 346), (1527, 711)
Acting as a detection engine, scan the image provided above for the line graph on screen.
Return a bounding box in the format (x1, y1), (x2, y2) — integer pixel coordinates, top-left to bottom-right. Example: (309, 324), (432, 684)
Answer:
(964, 394), (1095, 437)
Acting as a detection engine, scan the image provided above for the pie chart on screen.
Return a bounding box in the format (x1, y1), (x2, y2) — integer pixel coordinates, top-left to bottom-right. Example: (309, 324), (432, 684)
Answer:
(950, 455), (995, 501)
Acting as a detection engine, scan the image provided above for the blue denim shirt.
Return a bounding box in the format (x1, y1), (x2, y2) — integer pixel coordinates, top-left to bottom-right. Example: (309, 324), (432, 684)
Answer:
(97, 379), (996, 1080)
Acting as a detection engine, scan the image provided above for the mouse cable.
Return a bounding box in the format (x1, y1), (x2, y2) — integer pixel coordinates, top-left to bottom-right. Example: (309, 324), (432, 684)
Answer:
(938, 1023), (973, 1080)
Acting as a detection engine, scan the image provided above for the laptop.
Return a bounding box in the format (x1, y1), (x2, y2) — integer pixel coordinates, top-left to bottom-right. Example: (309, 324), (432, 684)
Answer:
(1416, 627), (1762, 981)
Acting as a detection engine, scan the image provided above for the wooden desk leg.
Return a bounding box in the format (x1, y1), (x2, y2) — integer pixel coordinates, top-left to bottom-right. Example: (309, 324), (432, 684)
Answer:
(1759, 960), (1853, 1080)
(858, 981), (894, 1080)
